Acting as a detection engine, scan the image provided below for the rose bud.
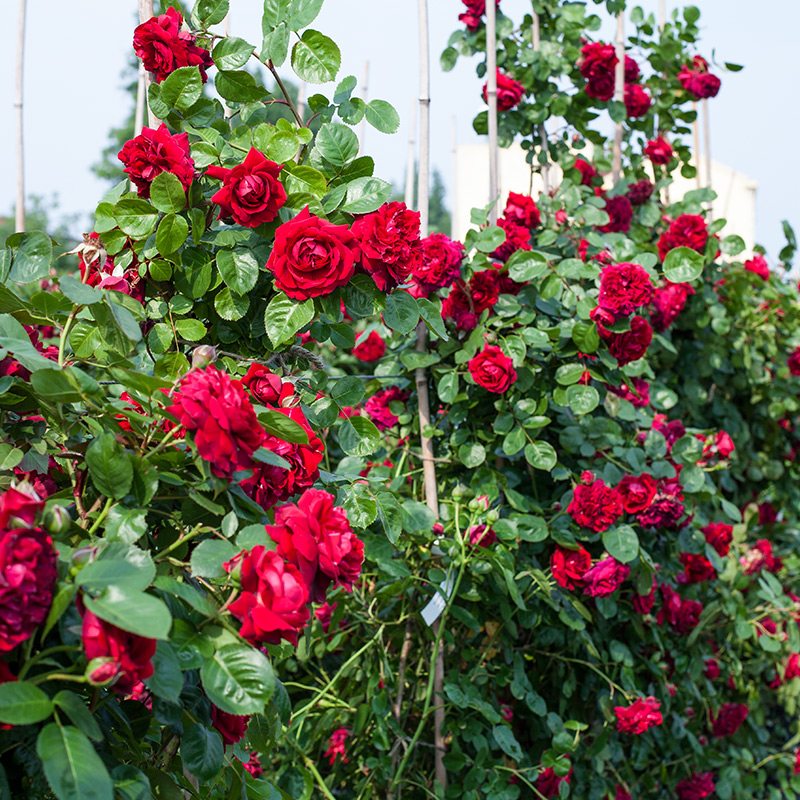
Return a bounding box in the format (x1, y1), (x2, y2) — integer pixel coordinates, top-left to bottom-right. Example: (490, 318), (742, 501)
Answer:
(85, 657), (118, 686)
(70, 546), (97, 571)
(191, 345), (217, 369)
(43, 505), (71, 536)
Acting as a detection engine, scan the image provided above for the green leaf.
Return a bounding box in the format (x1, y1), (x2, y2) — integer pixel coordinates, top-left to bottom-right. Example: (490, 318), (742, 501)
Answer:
(182, 724), (224, 782)
(215, 287), (250, 320)
(30, 369), (83, 403)
(114, 198), (159, 239)
(76, 543), (156, 593)
(260, 409), (310, 444)
(476, 225), (505, 253)
(0, 682), (54, 725)
(144, 642), (184, 704)
(338, 416), (381, 457)
(84, 587), (171, 640)
(104, 507), (147, 545)
(89, 297), (143, 354)
(602, 525), (640, 564)
(149, 172), (187, 214)
(291, 29), (340, 84)
(262, 21), (290, 66)
(375, 491), (403, 544)
(314, 123), (359, 166)
(266, 130), (300, 162)
(175, 319), (206, 341)
(340, 176), (392, 214)
(331, 376), (365, 407)
(437, 372), (458, 403)
(7, 231), (53, 283)
(216, 249), (260, 296)
(264, 293), (314, 347)
(85, 433), (133, 500)
(524, 441), (557, 471)
(493, 725), (523, 760)
(59, 275), (103, 305)
(212, 37), (255, 70)
(52, 691), (102, 742)
(155, 213), (189, 255)
(190, 539), (240, 579)
(200, 644), (275, 715)
(365, 99), (400, 134)
(194, 0), (229, 26)
(161, 66), (203, 110)
(507, 250), (548, 282)
(0, 443), (23, 471)
(153, 576), (219, 618)
(37, 724), (114, 800)
(215, 70), (268, 103)
(662, 246), (704, 283)
(383, 290), (419, 335)
(565, 384), (599, 415)
(417, 298), (448, 340)
(0, 314), (55, 372)
(458, 442), (486, 468)
(286, 0), (325, 29)
(283, 164), (327, 196)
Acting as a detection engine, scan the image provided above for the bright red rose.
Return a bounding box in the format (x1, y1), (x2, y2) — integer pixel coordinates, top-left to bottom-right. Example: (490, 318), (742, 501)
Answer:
(503, 192), (540, 228)
(168, 365), (262, 478)
(711, 703), (748, 737)
(468, 345), (517, 394)
(574, 157), (597, 186)
(644, 136), (673, 164)
(118, 124), (194, 198)
(568, 479), (622, 532)
(351, 202), (422, 292)
(468, 524), (497, 548)
(211, 705), (250, 746)
(224, 546), (310, 646)
(412, 234), (464, 295)
(206, 148), (286, 227)
(241, 364), (294, 407)
(657, 214), (709, 261)
(133, 6), (213, 83)
(794, 749), (800, 776)
(702, 522), (733, 557)
(534, 764), (572, 799)
(616, 474), (657, 513)
(550, 545), (592, 590)
(624, 82), (651, 117)
(352, 330), (386, 362)
(325, 728), (350, 766)
(491, 218), (532, 263)
(607, 378), (650, 408)
(268, 489), (363, 604)
(788, 348), (800, 376)
(680, 552), (716, 583)
(598, 262), (654, 317)
(482, 69), (525, 111)
(676, 772), (715, 800)
(267, 207), (359, 300)
(441, 284), (479, 331)
(614, 697), (662, 735)
(657, 584), (703, 634)
(241, 751), (264, 777)
(598, 195), (633, 234)
(582, 557), (630, 597)
(469, 270), (501, 312)
(599, 315), (653, 366)
(744, 254), (770, 280)
(364, 386), (410, 430)
(633, 575), (657, 614)
(627, 179), (654, 206)
(81, 607), (156, 696)
(0, 484), (45, 529)
(697, 430), (735, 464)
(651, 281), (694, 331)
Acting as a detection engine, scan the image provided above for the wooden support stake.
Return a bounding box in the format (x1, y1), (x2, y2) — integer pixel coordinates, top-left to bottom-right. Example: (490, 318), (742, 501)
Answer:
(703, 97), (712, 219)
(138, 0), (158, 128)
(486, 0), (499, 223)
(405, 102), (417, 210)
(611, 12), (625, 184)
(358, 61), (370, 154)
(693, 101), (701, 189)
(15, 0), (26, 233)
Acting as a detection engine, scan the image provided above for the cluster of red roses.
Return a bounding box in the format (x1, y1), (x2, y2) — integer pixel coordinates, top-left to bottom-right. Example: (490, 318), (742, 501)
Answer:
(678, 56), (722, 100)
(578, 42), (651, 118)
(614, 696), (662, 735)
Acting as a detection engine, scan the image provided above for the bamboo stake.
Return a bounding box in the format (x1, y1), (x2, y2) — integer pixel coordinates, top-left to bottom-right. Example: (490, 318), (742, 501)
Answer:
(134, 63), (146, 136)
(659, 0), (666, 30)
(405, 102), (417, 210)
(611, 12), (624, 184)
(138, 0), (158, 128)
(693, 101), (701, 189)
(358, 61), (370, 154)
(532, 12), (550, 194)
(14, 0), (26, 233)
(703, 97), (712, 219)
(486, 0), (499, 223)
(221, 13), (234, 120)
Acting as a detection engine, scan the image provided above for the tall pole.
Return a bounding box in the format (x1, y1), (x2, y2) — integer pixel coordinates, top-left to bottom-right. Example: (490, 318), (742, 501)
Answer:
(451, 115), (457, 238)
(404, 102), (417, 210)
(138, 0), (158, 128)
(611, 12), (624, 184)
(659, 0), (666, 29)
(532, 12), (550, 194)
(703, 98), (713, 219)
(15, 0), (27, 233)
(486, 0), (499, 223)
(693, 101), (701, 189)
(134, 63), (146, 136)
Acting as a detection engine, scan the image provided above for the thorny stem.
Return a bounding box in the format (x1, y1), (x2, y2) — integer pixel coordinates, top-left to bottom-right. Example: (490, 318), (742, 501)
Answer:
(266, 60), (305, 128)
(86, 496), (114, 536)
(58, 308), (79, 366)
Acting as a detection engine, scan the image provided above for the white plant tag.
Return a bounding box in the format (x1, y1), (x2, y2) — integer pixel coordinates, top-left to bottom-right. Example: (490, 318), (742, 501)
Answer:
(420, 575), (455, 627)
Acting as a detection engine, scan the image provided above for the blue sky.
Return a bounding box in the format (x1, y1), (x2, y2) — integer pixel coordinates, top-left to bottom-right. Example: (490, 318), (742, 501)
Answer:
(0, 0), (797, 261)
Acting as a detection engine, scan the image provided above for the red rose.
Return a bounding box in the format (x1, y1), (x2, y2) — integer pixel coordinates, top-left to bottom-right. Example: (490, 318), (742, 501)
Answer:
(267, 207), (359, 300)
(789, 348), (800, 376)
(169, 365), (262, 478)
(568, 479), (622, 532)
(550, 545), (591, 590)
(352, 330), (386, 362)
(482, 69), (525, 111)
(624, 55), (640, 82)
(469, 270), (501, 312)
(614, 697), (662, 735)
(211, 705), (250, 746)
(607, 378), (650, 408)
(698, 430), (735, 464)
(616, 474), (657, 513)
(598, 195), (633, 234)
(627, 179), (653, 206)
(468, 345), (517, 394)
(78, 233), (146, 302)
(636, 481), (685, 530)
(711, 703), (748, 738)
(81, 607), (156, 696)
(241, 364), (294, 407)
(468, 524), (497, 548)
(702, 522), (733, 557)
(133, 6), (213, 83)
(657, 214), (709, 261)
(224, 546), (310, 646)
(741, 538), (782, 575)
(679, 553), (716, 583)
(206, 148), (286, 227)
(503, 192), (540, 228)
(268, 489), (363, 604)
(412, 233), (465, 295)
(624, 83), (651, 118)
(457, 0), (499, 30)
(534, 764), (572, 799)
(651, 281), (694, 331)
(704, 658), (720, 679)
(364, 386), (410, 430)
(241, 406), (324, 510)
(441, 285), (479, 332)
(644, 136), (673, 165)
(579, 42), (617, 101)
(598, 262), (654, 317)
(118, 123), (194, 198)
(582, 556), (630, 597)
(633, 575), (657, 614)
(325, 728), (350, 766)
(615, 787), (632, 800)
(744, 254), (769, 280)
(657, 584), (702, 633)
(676, 773), (715, 800)
(573, 158), (597, 186)
(0, 484), (44, 529)
(599, 315), (653, 366)
(351, 202), (422, 292)
(679, 57), (721, 100)
(491, 217), (532, 262)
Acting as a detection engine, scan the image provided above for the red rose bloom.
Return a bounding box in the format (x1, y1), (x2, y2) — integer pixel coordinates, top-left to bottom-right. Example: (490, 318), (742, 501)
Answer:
(119, 124), (194, 199)
(676, 772), (715, 800)
(267, 207), (360, 300)
(325, 728), (350, 766)
(168, 365), (262, 478)
(788, 348), (800, 376)
(364, 386), (410, 430)
(644, 136), (673, 164)
(550, 545), (592, 590)
(568, 479), (622, 532)
(469, 270), (501, 312)
(651, 281), (694, 331)
(241, 364), (294, 407)
(224, 546), (310, 646)
(627, 179), (654, 206)
(614, 697), (662, 735)
(211, 705), (250, 746)
(680, 552), (716, 583)
(744, 254), (769, 280)
(702, 522), (733, 557)
(704, 658), (720, 680)
(78, 234), (145, 302)
(0, 484), (44, 529)
(351, 202), (422, 292)
(607, 378), (650, 408)
(574, 158), (597, 186)
(491, 217), (532, 263)
(624, 82), (651, 117)
(503, 192), (540, 228)
(352, 330), (386, 362)
(441, 284), (479, 331)
(598, 262), (654, 318)
(637, 486), (685, 530)
(741, 538), (782, 575)
(599, 315), (653, 366)
(582, 557), (630, 597)
(534, 764), (572, 799)
(598, 195), (633, 234)
(679, 57), (721, 100)
(133, 6), (213, 83)
(794, 749), (800, 776)
(579, 42), (618, 101)
(81, 607), (156, 696)
(633, 575), (657, 614)
(268, 489), (364, 604)
(712, 703), (748, 737)
(657, 584), (703, 634)
(697, 430), (735, 464)
(616, 474), (657, 513)
(206, 148), (286, 227)
(468, 524), (497, 548)
(468, 345), (517, 394)
(624, 55), (640, 82)
(482, 69), (525, 111)
(412, 234), (464, 295)
(657, 214), (709, 261)
(457, 0), (499, 30)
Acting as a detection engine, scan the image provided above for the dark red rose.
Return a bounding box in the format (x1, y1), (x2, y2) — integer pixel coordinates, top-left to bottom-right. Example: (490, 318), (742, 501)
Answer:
(741, 538), (782, 575)
(81, 607), (156, 696)
(711, 703), (748, 738)
(598, 195), (633, 234)
(657, 214), (709, 261)
(599, 262), (654, 317)
(206, 148), (286, 227)
(657, 584), (703, 634)
(637, 493), (685, 530)
(241, 364), (294, 407)
(579, 42), (617, 100)
(582, 557), (630, 597)
(352, 330), (386, 362)
(491, 217), (533, 263)
(441, 285), (479, 331)
(268, 489), (363, 604)
(624, 55), (640, 82)
(224, 546), (310, 646)
(267, 207), (359, 300)
(351, 202), (422, 292)
(676, 772), (715, 800)
(649, 415), (686, 450)
(468, 524), (497, 548)
(169, 365), (262, 478)
(412, 233), (465, 295)
(617, 474), (657, 513)
(599, 315), (653, 366)
(503, 192), (540, 228)
(574, 157), (597, 186)
(133, 6), (213, 83)
(758, 502), (777, 525)
(679, 57), (721, 99)
(0, 484), (45, 529)
(744, 254), (769, 280)
(704, 658), (720, 679)
(568, 479), (622, 532)
(627, 179), (653, 206)
(624, 82), (651, 117)
(614, 697), (662, 735)
(633, 575), (657, 614)
(457, 0), (499, 30)
(482, 70), (525, 111)
(789, 348), (800, 376)
(644, 136), (673, 164)
(680, 553), (716, 583)
(118, 123), (194, 198)
(651, 281), (694, 331)
(607, 378), (650, 408)
(364, 386), (410, 430)
(534, 764), (572, 799)
(468, 345), (517, 394)
(703, 522), (733, 557)
(211, 705), (250, 746)
(469, 270), (501, 312)
(325, 728), (350, 766)
(551, 545), (592, 590)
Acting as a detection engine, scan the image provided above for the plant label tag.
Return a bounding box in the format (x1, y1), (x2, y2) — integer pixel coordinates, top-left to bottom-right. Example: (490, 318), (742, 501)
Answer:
(420, 575), (455, 627)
